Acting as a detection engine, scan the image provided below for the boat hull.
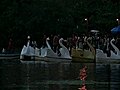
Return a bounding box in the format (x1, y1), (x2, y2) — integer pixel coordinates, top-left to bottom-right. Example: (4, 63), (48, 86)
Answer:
(72, 57), (95, 63)
(20, 56), (72, 63)
(0, 54), (20, 60)
(71, 48), (95, 62)
(96, 58), (120, 64)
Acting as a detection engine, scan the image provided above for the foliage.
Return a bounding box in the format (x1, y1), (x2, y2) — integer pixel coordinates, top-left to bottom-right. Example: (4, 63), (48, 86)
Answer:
(0, 0), (120, 49)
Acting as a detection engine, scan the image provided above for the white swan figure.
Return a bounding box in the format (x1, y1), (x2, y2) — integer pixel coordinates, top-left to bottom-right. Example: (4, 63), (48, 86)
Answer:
(96, 39), (107, 59)
(96, 37), (113, 59)
(110, 38), (120, 55)
(45, 38), (58, 57)
(96, 38), (120, 60)
(110, 38), (120, 59)
(20, 41), (34, 59)
(40, 38), (71, 59)
(59, 38), (72, 59)
(20, 41), (33, 56)
(20, 41), (40, 59)
(96, 49), (107, 58)
(40, 38), (58, 57)
(40, 46), (48, 57)
(34, 47), (40, 56)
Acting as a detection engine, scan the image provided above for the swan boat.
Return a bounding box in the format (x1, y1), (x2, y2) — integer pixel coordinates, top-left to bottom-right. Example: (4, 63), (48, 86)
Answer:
(71, 38), (120, 63)
(20, 38), (72, 62)
(71, 39), (96, 62)
(96, 38), (120, 63)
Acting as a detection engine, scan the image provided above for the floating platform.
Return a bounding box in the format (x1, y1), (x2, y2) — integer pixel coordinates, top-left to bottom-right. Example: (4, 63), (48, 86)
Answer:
(0, 54), (20, 59)
(96, 58), (120, 64)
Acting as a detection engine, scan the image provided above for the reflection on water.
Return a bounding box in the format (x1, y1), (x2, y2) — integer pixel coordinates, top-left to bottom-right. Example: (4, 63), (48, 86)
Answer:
(0, 59), (120, 90)
(78, 85), (87, 90)
(78, 66), (87, 90)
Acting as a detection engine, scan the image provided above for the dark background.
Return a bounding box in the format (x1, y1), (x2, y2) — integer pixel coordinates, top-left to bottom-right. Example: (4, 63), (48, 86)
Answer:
(0, 0), (120, 50)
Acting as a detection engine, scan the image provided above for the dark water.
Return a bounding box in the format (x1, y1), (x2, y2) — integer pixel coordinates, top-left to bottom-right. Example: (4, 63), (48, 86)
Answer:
(0, 59), (120, 90)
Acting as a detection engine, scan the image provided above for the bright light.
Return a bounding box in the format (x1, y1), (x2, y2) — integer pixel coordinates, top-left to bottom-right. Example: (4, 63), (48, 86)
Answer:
(85, 18), (87, 21)
(116, 19), (119, 21)
(77, 25), (79, 29)
(27, 36), (30, 39)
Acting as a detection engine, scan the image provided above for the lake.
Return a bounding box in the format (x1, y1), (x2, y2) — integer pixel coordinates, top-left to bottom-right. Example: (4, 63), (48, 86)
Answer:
(0, 59), (120, 90)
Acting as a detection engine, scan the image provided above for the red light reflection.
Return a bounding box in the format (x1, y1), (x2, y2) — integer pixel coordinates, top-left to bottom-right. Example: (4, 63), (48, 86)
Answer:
(78, 84), (87, 90)
(78, 66), (87, 90)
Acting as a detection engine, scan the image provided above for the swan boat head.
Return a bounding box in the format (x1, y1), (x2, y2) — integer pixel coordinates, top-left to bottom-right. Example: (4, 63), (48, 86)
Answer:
(59, 38), (71, 59)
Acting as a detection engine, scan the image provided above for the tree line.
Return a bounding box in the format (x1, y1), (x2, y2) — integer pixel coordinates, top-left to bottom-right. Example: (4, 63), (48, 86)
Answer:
(0, 0), (120, 50)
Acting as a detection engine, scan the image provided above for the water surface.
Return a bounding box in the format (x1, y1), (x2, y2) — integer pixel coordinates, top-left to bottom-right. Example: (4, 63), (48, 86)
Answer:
(0, 59), (120, 90)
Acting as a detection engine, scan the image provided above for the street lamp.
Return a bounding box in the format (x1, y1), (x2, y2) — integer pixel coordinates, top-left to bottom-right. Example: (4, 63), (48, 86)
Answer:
(116, 18), (119, 25)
